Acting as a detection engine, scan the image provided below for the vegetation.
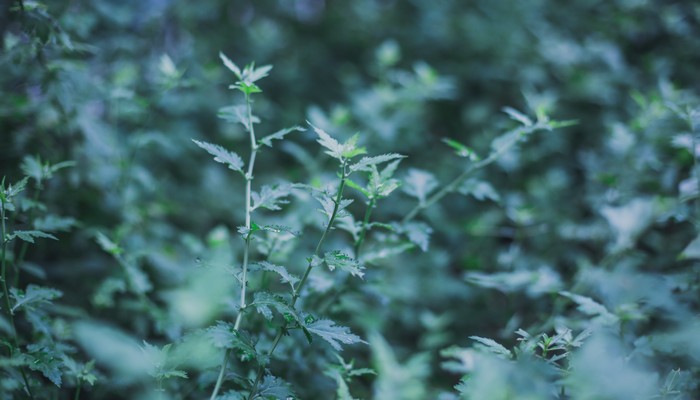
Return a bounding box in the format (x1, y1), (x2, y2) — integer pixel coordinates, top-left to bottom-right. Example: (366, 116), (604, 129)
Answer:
(1, 1), (699, 399)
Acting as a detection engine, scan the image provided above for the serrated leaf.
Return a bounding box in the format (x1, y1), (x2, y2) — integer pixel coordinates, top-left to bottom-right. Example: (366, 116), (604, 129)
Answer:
(192, 139), (244, 174)
(259, 126), (306, 148)
(251, 184), (292, 211)
(305, 319), (366, 351)
(218, 105), (259, 130)
(256, 261), (300, 288)
(403, 169), (438, 204)
(559, 291), (619, 325)
(11, 285), (62, 313)
(309, 122), (344, 160)
(219, 52), (242, 78)
(253, 375), (293, 399)
(207, 322), (258, 362)
(26, 344), (63, 387)
(400, 222), (433, 252)
(324, 251), (365, 279)
(1, 177), (28, 202)
(502, 106), (533, 126)
(458, 179), (500, 202)
(469, 336), (513, 358)
(251, 292), (299, 323)
(349, 153), (405, 173)
(9, 230), (58, 243)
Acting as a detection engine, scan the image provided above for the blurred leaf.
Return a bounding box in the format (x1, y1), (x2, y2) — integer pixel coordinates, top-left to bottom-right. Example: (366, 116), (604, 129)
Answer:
(192, 139), (245, 174)
(305, 319), (366, 351)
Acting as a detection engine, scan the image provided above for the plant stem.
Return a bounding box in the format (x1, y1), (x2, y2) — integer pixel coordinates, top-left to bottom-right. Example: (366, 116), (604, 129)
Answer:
(354, 198), (375, 257)
(13, 184), (42, 287)
(0, 199), (34, 399)
(247, 161), (349, 400)
(210, 92), (259, 400)
(402, 124), (545, 224)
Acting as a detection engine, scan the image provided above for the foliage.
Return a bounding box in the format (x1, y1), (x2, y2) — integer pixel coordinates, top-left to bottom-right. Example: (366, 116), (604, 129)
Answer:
(1, 1), (700, 399)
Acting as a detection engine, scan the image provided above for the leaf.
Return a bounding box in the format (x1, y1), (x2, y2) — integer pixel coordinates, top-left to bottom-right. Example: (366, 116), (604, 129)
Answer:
(324, 251), (365, 279)
(305, 319), (366, 351)
(192, 139), (244, 174)
(11, 285), (62, 313)
(95, 232), (122, 255)
(253, 375), (293, 399)
(251, 184), (292, 211)
(9, 230), (58, 243)
(403, 169), (438, 204)
(559, 291), (619, 325)
(2, 177), (28, 200)
(219, 51), (241, 78)
(308, 123), (366, 160)
(442, 138), (480, 160)
(312, 190), (353, 223)
(33, 215), (77, 232)
(309, 122), (344, 160)
(349, 153), (406, 173)
(458, 179), (500, 202)
(218, 105), (259, 130)
(400, 222), (433, 252)
(469, 336), (513, 358)
(207, 322), (258, 362)
(255, 261), (300, 288)
(502, 106), (533, 126)
(680, 234), (700, 259)
(259, 126), (306, 148)
(26, 344), (63, 387)
(251, 292), (300, 324)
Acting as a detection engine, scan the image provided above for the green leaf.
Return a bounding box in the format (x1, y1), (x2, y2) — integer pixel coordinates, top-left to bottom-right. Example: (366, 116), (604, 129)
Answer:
(1, 177), (28, 201)
(469, 336), (513, 358)
(324, 251), (365, 279)
(458, 179), (500, 202)
(33, 215), (77, 232)
(218, 105), (259, 129)
(26, 344), (64, 387)
(9, 230), (58, 243)
(305, 319), (366, 351)
(251, 184), (292, 211)
(259, 126), (306, 148)
(251, 292), (298, 323)
(207, 322), (258, 362)
(309, 122), (344, 160)
(192, 139), (245, 174)
(442, 138), (480, 160)
(349, 153), (406, 173)
(400, 222), (433, 252)
(559, 291), (619, 325)
(253, 375), (293, 400)
(95, 232), (122, 255)
(219, 51), (242, 78)
(10, 285), (62, 313)
(255, 261), (300, 288)
(403, 169), (438, 204)
(502, 106), (533, 126)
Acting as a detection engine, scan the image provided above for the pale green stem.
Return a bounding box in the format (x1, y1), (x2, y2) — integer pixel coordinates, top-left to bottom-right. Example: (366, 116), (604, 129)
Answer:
(210, 92), (259, 400)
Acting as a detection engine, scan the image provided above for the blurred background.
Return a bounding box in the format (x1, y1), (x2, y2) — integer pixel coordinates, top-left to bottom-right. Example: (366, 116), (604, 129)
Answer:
(1, 0), (700, 398)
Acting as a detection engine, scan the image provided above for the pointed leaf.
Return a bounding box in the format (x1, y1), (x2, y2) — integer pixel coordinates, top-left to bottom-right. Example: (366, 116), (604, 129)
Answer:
(251, 184), (292, 211)
(259, 126), (306, 148)
(9, 230), (58, 243)
(305, 319), (366, 351)
(219, 52), (241, 78)
(255, 261), (300, 288)
(349, 153), (406, 173)
(403, 169), (438, 204)
(192, 139), (244, 174)
(11, 285), (62, 313)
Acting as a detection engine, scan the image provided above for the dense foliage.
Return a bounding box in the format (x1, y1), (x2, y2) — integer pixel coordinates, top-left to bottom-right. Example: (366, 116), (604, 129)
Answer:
(1, 1), (699, 399)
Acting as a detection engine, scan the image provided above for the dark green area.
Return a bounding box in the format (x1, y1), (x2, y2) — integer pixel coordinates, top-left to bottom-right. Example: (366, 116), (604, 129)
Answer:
(1, 0), (699, 399)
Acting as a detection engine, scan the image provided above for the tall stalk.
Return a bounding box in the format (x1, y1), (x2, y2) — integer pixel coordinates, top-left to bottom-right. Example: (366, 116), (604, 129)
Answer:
(210, 92), (259, 400)
(247, 161), (349, 400)
(0, 194), (34, 399)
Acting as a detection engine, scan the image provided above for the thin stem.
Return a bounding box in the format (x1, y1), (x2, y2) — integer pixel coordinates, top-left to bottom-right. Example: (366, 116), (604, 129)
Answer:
(13, 184), (41, 287)
(247, 161), (349, 400)
(354, 197), (376, 257)
(210, 92), (259, 400)
(74, 381), (82, 400)
(402, 124), (545, 224)
(1, 199), (34, 399)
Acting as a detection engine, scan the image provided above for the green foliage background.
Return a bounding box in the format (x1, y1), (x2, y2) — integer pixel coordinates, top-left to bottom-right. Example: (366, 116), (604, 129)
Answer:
(1, 0), (699, 399)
